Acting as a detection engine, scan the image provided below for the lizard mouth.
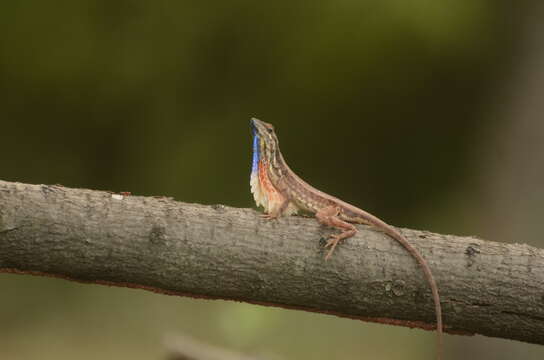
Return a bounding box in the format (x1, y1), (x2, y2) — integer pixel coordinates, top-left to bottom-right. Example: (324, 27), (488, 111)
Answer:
(250, 117), (268, 135)
(250, 117), (260, 132)
(250, 118), (258, 136)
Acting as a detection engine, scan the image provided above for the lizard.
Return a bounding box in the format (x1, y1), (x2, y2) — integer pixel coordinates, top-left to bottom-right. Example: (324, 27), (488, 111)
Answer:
(249, 117), (443, 359)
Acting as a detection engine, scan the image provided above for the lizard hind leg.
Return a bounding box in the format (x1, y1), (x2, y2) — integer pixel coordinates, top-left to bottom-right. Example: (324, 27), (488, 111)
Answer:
(315, 205), (357, 260)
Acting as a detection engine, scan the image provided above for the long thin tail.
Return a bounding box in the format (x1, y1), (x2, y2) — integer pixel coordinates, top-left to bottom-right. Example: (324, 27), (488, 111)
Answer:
(367, 215), (443, 359)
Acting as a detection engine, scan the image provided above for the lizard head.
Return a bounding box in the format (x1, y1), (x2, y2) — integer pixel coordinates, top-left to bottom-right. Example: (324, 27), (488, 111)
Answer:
(250, 117), (280, 211)
(249, 118), (299, 216)
(250, 117), (280, 165)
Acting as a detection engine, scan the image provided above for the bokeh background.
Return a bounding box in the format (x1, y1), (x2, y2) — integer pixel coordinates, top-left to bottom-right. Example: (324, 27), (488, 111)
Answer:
(1, 1), (544, 359)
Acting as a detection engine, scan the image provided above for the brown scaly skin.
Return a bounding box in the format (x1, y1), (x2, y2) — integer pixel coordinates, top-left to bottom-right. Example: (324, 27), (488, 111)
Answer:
(250, 118), (443, 359)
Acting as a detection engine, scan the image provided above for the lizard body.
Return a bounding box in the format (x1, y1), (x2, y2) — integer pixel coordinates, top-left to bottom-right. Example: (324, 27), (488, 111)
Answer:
(250, 117), (443, 359)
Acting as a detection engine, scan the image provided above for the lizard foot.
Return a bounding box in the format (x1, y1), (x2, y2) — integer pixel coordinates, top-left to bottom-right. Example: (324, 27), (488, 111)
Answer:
(324, 234), (343, 261)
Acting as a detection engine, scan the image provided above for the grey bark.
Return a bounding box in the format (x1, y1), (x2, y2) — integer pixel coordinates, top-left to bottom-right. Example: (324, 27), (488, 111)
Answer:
(0, 179), (543, 345)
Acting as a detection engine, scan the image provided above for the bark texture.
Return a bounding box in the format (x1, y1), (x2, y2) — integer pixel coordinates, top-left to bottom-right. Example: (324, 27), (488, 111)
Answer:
(0, 180), (543, 345)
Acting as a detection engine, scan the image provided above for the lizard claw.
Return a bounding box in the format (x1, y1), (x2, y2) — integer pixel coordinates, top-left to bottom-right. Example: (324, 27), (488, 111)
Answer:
(260, 214), (278, 220)
(324, 234), (342, 260)
(325, 234), (342, 248)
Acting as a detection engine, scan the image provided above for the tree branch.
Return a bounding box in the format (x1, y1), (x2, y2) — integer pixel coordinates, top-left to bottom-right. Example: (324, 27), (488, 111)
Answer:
(0, 179), (543, 345)
(164, 333), (269, 360)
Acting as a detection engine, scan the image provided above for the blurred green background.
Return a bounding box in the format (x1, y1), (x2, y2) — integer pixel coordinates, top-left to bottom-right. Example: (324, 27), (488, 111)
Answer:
(2, 1), (544, 359)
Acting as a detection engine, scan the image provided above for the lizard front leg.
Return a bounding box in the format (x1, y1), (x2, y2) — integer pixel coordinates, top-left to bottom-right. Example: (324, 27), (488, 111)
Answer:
(260, 196), (290, 219)
(316, 205), (357, 260)
(260, 177), (292, 219)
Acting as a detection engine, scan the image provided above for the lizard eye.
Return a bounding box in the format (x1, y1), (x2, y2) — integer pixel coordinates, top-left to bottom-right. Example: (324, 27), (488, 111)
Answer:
(267, 126), (274, 133)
